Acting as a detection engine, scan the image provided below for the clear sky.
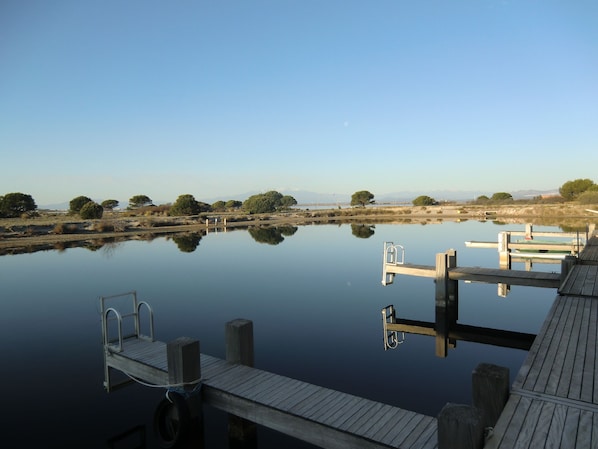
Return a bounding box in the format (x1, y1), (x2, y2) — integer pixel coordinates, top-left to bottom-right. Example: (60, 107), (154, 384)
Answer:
(1, 0), (597, 206)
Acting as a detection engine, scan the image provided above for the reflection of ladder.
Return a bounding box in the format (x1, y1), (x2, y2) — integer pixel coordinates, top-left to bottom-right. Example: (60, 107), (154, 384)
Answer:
(100, 291), (155, 390)
(382, 305), (404, 350)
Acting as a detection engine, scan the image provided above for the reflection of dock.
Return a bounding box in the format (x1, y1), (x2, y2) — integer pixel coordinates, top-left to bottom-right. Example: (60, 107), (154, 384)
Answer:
(382, 305), (536, 355)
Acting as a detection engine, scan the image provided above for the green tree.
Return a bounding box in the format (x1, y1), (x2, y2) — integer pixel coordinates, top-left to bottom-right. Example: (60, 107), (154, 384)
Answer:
(211, 200), (226, 212)
(578, 190), (598, 205)
(0, 192), (37, 217)
(129, 195), (153, 209)
(559, 178), (595, 201)
(79, 201), (104, 219)
(280, 195), (298, 209)
(169, 194), (202, 216)
(491, 192), (513, 202)
(412, 195), (437, 206)
(242, 191), (295, 214)
(225, 200), (242, 210)
(475, 195), (490, 203)
(351, 190), (375, 207)
(101, 199), (119, 210)
(70, 195), (93, 214)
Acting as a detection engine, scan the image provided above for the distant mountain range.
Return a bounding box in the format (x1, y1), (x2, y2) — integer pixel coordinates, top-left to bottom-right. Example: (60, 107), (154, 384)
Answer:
(39, 189), (559, 210)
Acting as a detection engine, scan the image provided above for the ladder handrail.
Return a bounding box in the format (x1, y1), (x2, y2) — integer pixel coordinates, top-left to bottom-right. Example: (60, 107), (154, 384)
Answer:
(103, 307), (123, 352)
(136, 300), (155, 342)
(100, 291), (155, 351)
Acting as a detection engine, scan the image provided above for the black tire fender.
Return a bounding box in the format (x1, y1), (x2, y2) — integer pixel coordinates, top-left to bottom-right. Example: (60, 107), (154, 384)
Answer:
(153, 391), (190, 448)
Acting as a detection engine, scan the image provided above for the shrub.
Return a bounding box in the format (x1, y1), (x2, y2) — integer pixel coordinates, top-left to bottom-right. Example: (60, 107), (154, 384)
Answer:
(53, 223), (79, 234)
(69, 196), (93, 214)
(79, 202), (104, 219)
(578, 191), (598, 205)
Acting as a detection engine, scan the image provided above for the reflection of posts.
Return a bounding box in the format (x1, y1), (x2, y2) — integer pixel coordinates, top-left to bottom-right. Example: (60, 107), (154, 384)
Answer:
(435, 250), (458, 357)
(226, 319), (257, 447)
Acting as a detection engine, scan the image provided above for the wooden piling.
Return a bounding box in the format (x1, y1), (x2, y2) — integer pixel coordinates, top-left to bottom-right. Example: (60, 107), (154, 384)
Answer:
(225, 319), (257, 446)
(498, 232), (511, 269)
(435, 252), (449, 357)
(167, 337), (201, 391)
(472, 363), (509, 429)
(561, 255), (576, 284)
(438, 403), (484, 449)
(226, 319), (255, 367)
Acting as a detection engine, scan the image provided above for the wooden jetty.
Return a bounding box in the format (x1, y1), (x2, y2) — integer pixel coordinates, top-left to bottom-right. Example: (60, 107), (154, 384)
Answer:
(464, 224), (590, 269)
(484, 235), (598, 449)
(381, 229), (598, 448)
(101, 295), (440, 449)
(381, 242), (562, 289)
(101, 229), (598, 449)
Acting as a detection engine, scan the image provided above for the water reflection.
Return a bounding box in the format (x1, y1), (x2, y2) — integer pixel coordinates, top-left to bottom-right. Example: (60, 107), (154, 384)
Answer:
(172, 232), (203, 253)
(382, 304), (535, 358)
(0, 221), (565, 448)
(248, 225), (298, 245)
(350, 223), (375, 238)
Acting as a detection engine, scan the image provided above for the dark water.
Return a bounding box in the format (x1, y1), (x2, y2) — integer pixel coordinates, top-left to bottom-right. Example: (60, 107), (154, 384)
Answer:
(0, 221), (562, 448)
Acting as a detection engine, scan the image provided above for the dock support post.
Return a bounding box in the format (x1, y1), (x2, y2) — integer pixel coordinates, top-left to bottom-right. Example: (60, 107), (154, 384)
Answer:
(225, 319), (257, 447)
(561, 255), (576, 284)
(166, 337), (204, 446)
(498, 232), (511, 269)
(167, 337), (201, 391)
(472, 363), (509, 429)
(438, 403), (484, 449)
(435, 251), (458, 357)
(435, 252), (448, 357)
(525, 224), (533, 240)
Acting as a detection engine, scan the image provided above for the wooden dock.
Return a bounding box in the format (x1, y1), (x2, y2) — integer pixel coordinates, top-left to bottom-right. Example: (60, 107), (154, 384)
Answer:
(101, 229), (598, 449)
(484, 236), (598, 449)
(104, 336), (440, 449)
(382, 255), (562, 288)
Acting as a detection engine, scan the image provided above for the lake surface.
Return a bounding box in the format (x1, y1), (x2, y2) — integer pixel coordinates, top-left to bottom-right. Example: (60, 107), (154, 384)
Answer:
(0, 221), (564, 448)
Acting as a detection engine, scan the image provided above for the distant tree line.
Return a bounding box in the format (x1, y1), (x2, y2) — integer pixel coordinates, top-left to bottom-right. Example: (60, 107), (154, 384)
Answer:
(2, 178), (597, 219)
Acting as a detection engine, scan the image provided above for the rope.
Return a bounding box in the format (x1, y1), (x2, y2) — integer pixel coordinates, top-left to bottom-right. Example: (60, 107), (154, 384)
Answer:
(121, 370), (203, 395)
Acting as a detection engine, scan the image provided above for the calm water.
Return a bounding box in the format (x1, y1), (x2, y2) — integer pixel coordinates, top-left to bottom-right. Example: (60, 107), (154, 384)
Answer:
(0, 221), (563, 448)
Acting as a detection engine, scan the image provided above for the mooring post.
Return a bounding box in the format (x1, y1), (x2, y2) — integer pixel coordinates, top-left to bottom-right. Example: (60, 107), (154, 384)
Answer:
(525, 224), (533, 240)
(167, 337), (201, 392)
(561, 255), (577, 283)
(446, 249), (459, 349)
(438, 403), (484, 449)
(472, 363), (509, 430)
(225, 319), (257, 446)
(435, 252), (449, 357)
(498, 231), (511, 269)
(166, 336), (204, 445)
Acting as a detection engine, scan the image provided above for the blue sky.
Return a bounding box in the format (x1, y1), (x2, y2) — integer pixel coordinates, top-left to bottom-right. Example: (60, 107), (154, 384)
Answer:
(1, 1), (597, 206)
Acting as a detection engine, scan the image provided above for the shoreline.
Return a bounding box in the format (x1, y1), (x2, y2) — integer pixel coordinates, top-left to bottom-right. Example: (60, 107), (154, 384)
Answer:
(1, 203), (596, 254)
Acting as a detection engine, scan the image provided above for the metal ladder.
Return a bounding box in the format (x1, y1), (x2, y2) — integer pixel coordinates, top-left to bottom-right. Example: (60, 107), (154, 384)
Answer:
(100, 291), (155, 390)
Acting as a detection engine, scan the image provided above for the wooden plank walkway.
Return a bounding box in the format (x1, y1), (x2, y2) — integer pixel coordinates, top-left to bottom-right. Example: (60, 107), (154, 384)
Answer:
(105, 341), (439, 449)
(383, 263), (561, 288)
(578, 236), (598, 265)
(484, 236), (598, 449)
